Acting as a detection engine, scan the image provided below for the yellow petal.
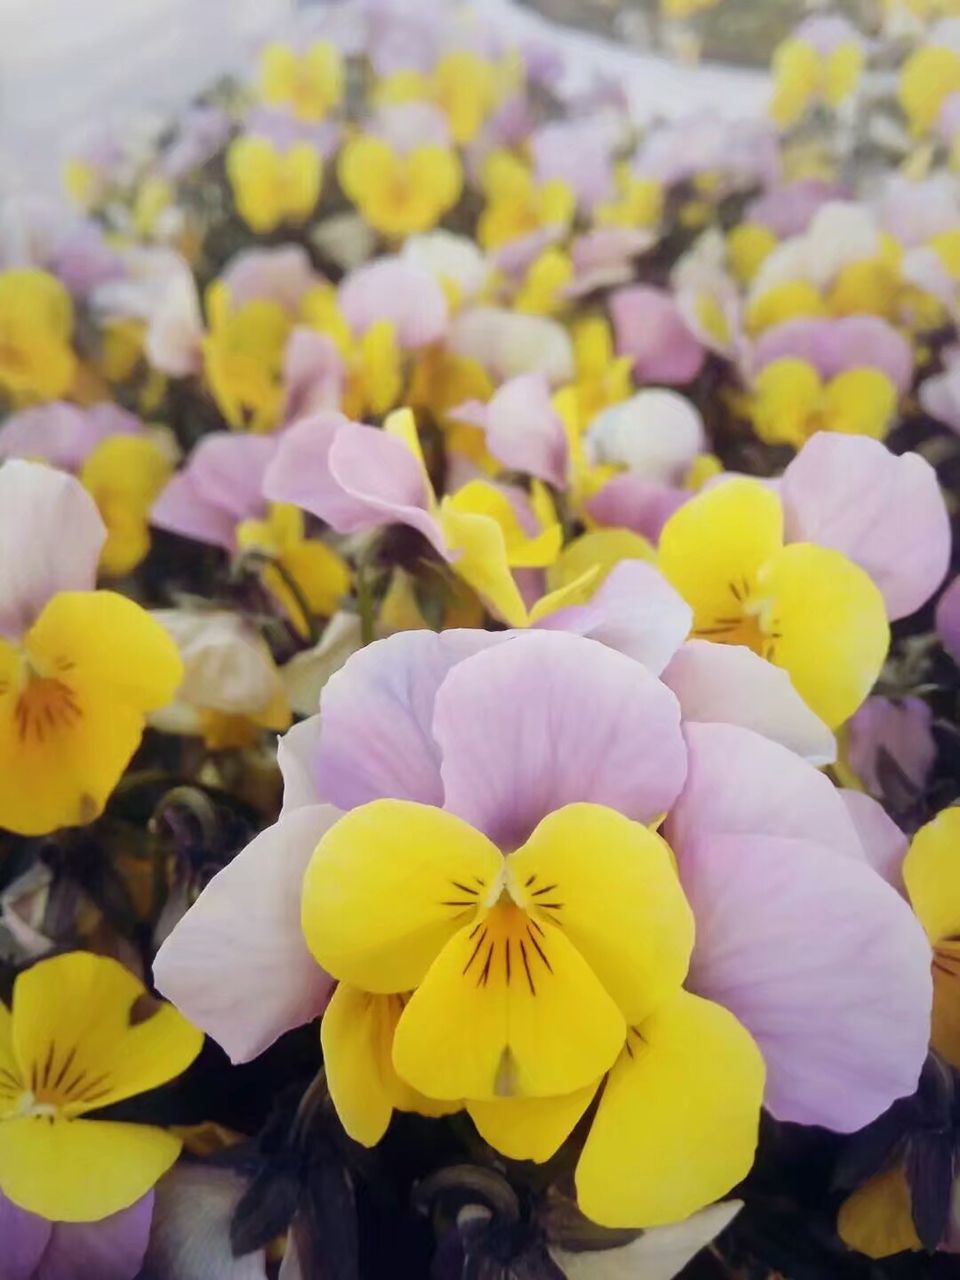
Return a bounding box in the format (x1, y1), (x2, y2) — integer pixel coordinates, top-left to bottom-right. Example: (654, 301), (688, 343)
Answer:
(392, 901), (626, 1101)
(438, 500), (530, 627)
(931, 937), (960, 1070)
(837, 1163), (921, 1259)
(80, 434), (173, 577)
(658, 478), (784, 635)
(444, 480), (562, 568)
(546, 529), (654, 595)
(758, 542), (889, 728)
(280, 143), (323, 223)
(507, 805), (694, 1024)
(467, 1083), (597, 1163)
(825, 43), (864, 108)
(750, 359), (823, 448)
(575, 992), (764, 1229)
(12, 952), (202, 1117)
(273, 539), (351, 634)
(321, 984), (453, 1147)
(0, 1115), (181, 1222)
(823, 369), (897, 440)
(903, 808), (960, 943)
(771, 39), (821, 128)
(746, 281), (826, 336)
(301, 800), (503, 993)
(227, 136), (283, 234)
(899, 45), (960, 136)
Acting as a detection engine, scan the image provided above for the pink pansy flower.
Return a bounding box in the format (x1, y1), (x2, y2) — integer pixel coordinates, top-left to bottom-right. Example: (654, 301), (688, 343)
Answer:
(452, 373), (569, 489)
(565, 228), (655, 298)
(635, 115), (780, 193)
(337, 255), (449, 349)
(151, 433), (277, 552)
(587, 476), (689, 542)
(93, 248), (204, 379)
(155, 628), (931, 1143)
(0, 402), (146, 474)
(750, 315), (914, 393)
(218, 244), (320, 314)
(609, 285), (706, 385)
(877, 173), (960, 248)
(845, 696), (937, 804)
(747, 180), (848, 238)
(937, 575), (960, 665)
(0, 1189), (153, 1280)
(530, 118), (617, 212)
(794, 13), (864, 55)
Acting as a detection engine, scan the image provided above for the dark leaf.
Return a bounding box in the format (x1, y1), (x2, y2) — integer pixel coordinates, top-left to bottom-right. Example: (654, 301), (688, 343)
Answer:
(230, 1160), (301, 1256)
(906, 1129), (955, 1251)
(299, 1148), (360, 1280)
(538, 1183), (640, 1253)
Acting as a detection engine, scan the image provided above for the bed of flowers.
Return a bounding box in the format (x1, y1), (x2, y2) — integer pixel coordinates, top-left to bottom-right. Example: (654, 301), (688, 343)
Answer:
(2, 0), (960, 1276)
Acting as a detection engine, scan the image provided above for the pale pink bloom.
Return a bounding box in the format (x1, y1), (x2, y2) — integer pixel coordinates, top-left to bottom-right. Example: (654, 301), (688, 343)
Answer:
(452, 373), (569, 488)
(610, 285), (706, 385)
(338, 255), (448, 348)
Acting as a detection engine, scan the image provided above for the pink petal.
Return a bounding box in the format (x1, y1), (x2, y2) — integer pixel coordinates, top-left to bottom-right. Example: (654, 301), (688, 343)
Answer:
(937, 575), (960, 664)
(610, 285), (706, 385)
(752, 316), (913, 394)
(278, 716), (325, 813)
(662, 640), (836, 764)
(681, 832), (931, 1131)
(220, 244), (318, 313)
(664, 722), (864, 863)
(187, 434), (276, 521)
(534, 560), (691, 674)
(0, 1191), (51, 1280)
(845, 696), (936, 800)
(586, 473), (689, 541)
(433, 632), (687, 850)
(308, 630), (504, 811)
(466, 373), (569, 488)
(283, 328), (345, 423)
(153, 806), (339, 1062)
(0, 461), (105, 639)
(0, 402), (141, 472)
(920, 364), (960, 435)
(338, 256), (448, 348)
(781, 434), (951, 621)
(840, 790), (908, 892)
(41, 1194), (154, 1280)
(151, 471), (237, 551)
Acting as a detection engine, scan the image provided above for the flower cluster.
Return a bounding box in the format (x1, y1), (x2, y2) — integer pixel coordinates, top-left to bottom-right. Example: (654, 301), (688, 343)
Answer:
(1, 1), (960, 1277)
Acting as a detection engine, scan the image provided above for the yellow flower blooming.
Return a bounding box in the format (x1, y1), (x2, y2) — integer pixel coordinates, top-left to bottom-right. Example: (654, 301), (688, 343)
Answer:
(477, 151), (575, 251)
(301, 283), (404, 419)
(226, 136), (322, 234)
(745, 281), (827, 335)
(594, 165), (664, 230)
(0, 269), (77, 404)
(258, 40), (344, 121)
(202, 282), (291, 433)
(658, 478), (889, 727)
(235, 502), (351, 638)
(80, 435), (174, 576)
(338, 135), (462, 238)
(546, 529), (655, 596)
(749, 359), (898, 448)
(303, 800), (764, 1227)
(0, 951), (202, 1221)
(132, 175), (174, 239)
(899, 44), (960, 136)
(568, 317), (634, 430)
(771, 35), (864, 129)
(727, 223), (778, 285)
(511, 247), (574, 315)
(902, 807), (960, 1070)
(375, 51), (502, 145)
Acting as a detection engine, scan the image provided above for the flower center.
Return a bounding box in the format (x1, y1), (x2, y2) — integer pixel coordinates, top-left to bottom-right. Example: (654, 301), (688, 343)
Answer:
(693, 576), (783, 660)
(12, 673), (82, 743)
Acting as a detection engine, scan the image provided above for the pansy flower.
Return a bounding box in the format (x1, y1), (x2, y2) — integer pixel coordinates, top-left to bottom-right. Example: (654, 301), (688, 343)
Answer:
(156, 628), (930, 1229)
(0, 269), (77, 405)
(337, 133), (462, 238)
(226, 135), (323, 235)
(770, 17), (865, 129)
(258, 40), (344, 122)
(0, 461), (181, 835)
(374, 50), (503, 146)
(0, 950), (201, 1230)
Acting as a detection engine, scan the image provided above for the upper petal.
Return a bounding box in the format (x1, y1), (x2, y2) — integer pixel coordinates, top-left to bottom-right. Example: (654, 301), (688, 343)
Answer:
(681, 832), (931, 1131)
(661, 639), (836, 764)
(433, 632), (687, 850)
(153, 805), (339, 1062)
(781, 435), (951, 621)
(0, 462), (105, 639)
(664, 722), (864, 862)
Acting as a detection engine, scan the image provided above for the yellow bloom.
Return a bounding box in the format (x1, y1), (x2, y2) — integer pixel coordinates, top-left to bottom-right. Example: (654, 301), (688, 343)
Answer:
(0, 269), (77, 404)
(236, 502), (351, 638)
(899, 44), (960, 136)
(745, 280), (827, 335)
(375, 51), (501, 145)
(132, 175), (174, 239)
(658, 479), (889, 727)
(301, 284), (405, 420)
(512, 247), (574, 316)
(80, 434), (174, 576)
(568, 317), (634, 430)
(838, 1162), (921, 1259)
(0, 952), (202, 1221)
(339, 135), (462, 238)
(727, 223), (778, 285)
(303, 800), (764, 1227)
(202, 282), (291, 433)
(226, 136), (322, 234)
(477, 151), (575, 250)
(902, 807), (960, 1070)
(771, 36), (864, 129)
(594, 165), (664, 230)
(749, 359), (898, 448)
(259, 40), (344, 121)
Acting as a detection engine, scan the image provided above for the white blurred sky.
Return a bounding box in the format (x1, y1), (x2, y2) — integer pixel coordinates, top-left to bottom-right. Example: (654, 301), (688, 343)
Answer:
(0, 0), (767, 200)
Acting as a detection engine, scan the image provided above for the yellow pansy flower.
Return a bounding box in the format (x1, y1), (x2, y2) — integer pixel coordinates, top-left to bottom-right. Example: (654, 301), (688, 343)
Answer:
(0, 951), (202, 1221)
(771, 34), (864, 130)
(236, 503), (351, 639)
(338, 135), (462, 238)
(594, 165), (664, 230)
(568, 317), (634, 431)
(80, 434), (175, 577)
(202, 282), (291, 433)
(745, 280), (827, 335)
(512, 247), (574, 315)
(899, 44), (960, 136)
(658, 478), (889, 727)
(226, 136), (322, 234)
(258, 40), (344, 121)
(0, 269), (77, 404)
(749, 359), (898, 448)
(727, 223), (778, 285)
(375, 51), (501, 145)
(477, 151), (575, 251)
(300, 283), (404, 420)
